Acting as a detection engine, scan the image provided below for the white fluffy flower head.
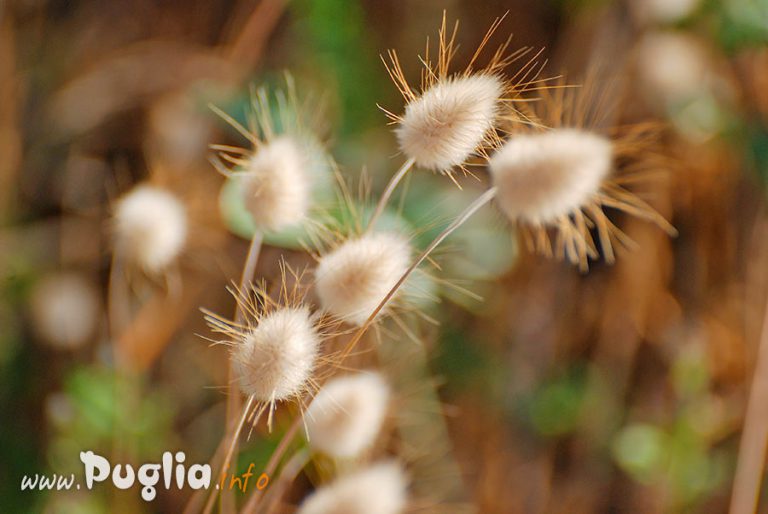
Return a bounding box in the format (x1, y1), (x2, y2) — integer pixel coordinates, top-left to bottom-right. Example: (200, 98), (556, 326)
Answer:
(314, 232), (411, 326)
(230, 306), (319, 402)
(113, 185), (187, 273)
(297, 461), (408, 514)
(489, 79), (677, 270)
(397, 74), (502, 172)
(383, 15), (543, 177)
(240, 136), (311, 231)
(305, 372), (390, 458)
(30, 273), (100, 350)
(489, 129), (613, 225)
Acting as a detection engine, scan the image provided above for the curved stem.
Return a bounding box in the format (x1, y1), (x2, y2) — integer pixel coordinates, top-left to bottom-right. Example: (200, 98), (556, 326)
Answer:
(263, 448), (311, 514)
(195, 231), (263, 514)
(240, 416), (303, 514)
(730, 294), (768, 514)
(182, 436), (228, 514)
(236, 232), (264, 325)
(366, 157), (416, 233)
(203, 395), (256, 514)
(240, 187), (495, 514)
(344, 187), (498, 357)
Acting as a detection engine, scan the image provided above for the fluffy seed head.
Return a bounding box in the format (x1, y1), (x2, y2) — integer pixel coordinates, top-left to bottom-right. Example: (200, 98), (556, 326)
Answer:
(632, 0), (700, 23)
(314, 233), (411, 326)
(297, 461), (408, 514)
(636, 32), (709, 104)
(489, 129), (613, 225)
(113, 185), (187, 273)
(231, 306), (319, 402)
(397, 74), (502, 173)
(305, 372), (390, 458)
(30, 273), (100, 350)
(240, 136), (310, 231)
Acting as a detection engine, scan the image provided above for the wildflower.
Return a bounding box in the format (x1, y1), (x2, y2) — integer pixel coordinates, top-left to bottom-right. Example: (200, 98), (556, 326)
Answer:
(204, 270), (331, 425)
(489, 78), (676, 269)
(382, 13), (542, 178)
(210, 77), (325, 232)
(238, 136), (310, 231)
(305, 372), (390, 459)
(396, 74), (503, 173)
(29, 272), (100, 350)
(113, 184), (187, 273)
(314, 232), (411, 326)
(297, 461), (408, 514)
(490, 129), (613, 227)
(635, 31), (711, 107)
(229, 306), (319, 402)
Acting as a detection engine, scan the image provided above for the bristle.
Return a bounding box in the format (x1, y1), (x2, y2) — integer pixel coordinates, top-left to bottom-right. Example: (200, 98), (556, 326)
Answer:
(297, 461), (408, 514)
(305, 371), (390, 459)
(314, 232), (411, 326)
(113, 185), (187, 273)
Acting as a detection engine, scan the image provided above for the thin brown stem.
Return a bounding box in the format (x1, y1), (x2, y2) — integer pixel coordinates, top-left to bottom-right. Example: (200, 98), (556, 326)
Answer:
(203, 395), (256, 514)
(220, 231), (263, 513)
(262, 448), (311, 514)
(240, 416), (303, 514)
(366, 157), (416, 233)
(182, 436), (229, 514)
(227, 0), (288, 79)
(239, 187), (499, 514)
(730, 294), (768, 514)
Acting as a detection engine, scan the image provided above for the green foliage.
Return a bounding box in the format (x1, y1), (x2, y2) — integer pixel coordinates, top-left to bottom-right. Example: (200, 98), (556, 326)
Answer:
(290, 0), (385, 136)
(526, 367), (588, 437)
(612, 347), (729, 509)
(612, 423), (669, 482)
(51, 367), (176, 467)
(435, 324), (505, 398)
(714, 0), (768, 51)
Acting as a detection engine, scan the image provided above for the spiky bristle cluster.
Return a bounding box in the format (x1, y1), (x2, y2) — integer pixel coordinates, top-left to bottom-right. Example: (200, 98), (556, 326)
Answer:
(297, 461), (408, 514)
(314, 232), (411, 326)
(113, 184), (187, 273)
(305, 372), (390, 459)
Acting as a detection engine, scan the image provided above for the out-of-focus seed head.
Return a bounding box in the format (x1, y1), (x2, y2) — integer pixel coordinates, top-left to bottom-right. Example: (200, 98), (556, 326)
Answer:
(29, 272), (100, 350)
(297, 461), (408, 514)
(239, 136), (311, 231)
(492, 73), (677, 270)
(113, 185), (187, 273)
(314, 233), (411, 326)
(489, 129), (613, 225)
(305, 372), (390, 458)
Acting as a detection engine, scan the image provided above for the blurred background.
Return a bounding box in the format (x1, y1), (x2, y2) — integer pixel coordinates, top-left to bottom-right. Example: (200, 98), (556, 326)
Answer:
(1, 0), (768, 512)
